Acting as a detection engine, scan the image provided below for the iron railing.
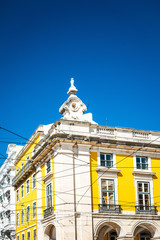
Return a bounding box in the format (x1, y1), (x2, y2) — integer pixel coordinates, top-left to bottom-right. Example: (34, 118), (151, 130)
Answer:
(98, 204), (121, 213)
(135, 205), (157, 215)
(12, 161), (32, 186)
(44, 206), (53, 218)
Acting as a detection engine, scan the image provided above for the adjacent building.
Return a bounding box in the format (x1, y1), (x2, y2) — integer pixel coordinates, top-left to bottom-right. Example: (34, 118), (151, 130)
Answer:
(12, 79), (160, 240)
(0, 144), (22, 240)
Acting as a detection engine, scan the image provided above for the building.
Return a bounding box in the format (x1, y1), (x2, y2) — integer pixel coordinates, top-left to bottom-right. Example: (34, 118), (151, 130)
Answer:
(13, 78), (160, 240)
(0, 144), (22, 240)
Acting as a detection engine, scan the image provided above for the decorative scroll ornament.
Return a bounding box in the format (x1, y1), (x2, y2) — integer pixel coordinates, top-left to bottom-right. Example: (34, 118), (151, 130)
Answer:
(59, 78), (97, 124)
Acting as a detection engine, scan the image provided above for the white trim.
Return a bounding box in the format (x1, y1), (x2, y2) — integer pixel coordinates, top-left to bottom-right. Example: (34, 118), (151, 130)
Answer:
(16, 223), (36, 234)
(26, 204), (30, 223)
(26, 179), (30, 195)
(17, 189), (19, 202)
(98, 175), (119, 205)
(32, 201), (36, 219)
(22, 232), (25, 240)
(32, 173), (36, 189)
(134, 177), (154, 206)
(21, 208), (24, 225)
(98, 150), (117, 169)
(45, 157), (52, 175)
(27, 229), (31, 240)
(133, 154), (151, 171)
(17, 234), (20, 240)
(21, 184), (24, 199)
(33, 227), (37, 240)
(45, 182), (52, 208)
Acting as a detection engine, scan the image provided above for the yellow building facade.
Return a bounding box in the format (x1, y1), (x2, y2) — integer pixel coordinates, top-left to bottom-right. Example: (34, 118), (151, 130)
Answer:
(13, 79), (160, 240)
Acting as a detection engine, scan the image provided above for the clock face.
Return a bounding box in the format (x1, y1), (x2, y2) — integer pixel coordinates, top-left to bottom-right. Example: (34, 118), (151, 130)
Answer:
(71, 102), (79, 112)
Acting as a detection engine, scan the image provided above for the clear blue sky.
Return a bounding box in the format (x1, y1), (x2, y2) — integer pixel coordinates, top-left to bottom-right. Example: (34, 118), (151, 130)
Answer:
(0, 0), (160, 161)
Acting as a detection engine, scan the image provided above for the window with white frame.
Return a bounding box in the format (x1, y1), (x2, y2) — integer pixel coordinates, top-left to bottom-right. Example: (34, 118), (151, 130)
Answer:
(46, 159), (51, 173)
(21, 185), (24, 198)
(32, 173), (36, 189)
(16, 212), (19, 226)
(21, 209), (24, 225)
(46, 183), (52, 208)
(26, 180), (30, 194)
(22, 233), (25, 240)
(100, 153), (113, 167)
(101, 179), (115, 207)
(33, 202), (36, 219)
(21, 163), (24, 174)
(33, 229), (36, 240)
(26, 206), (30, 222)
(17, 189), (19, 202)
(136, 157), (148, 170)
(17, 235), (20, 240)
(137, 182), (151, 211)
(27, 231), (30, 240)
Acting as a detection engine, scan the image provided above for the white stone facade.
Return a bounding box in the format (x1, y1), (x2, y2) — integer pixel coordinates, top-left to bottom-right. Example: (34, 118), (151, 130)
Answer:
(0, 144), (22, 240)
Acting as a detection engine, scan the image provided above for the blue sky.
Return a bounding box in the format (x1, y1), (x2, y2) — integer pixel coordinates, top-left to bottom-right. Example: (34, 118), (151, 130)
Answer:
(0, 0), (160, 160)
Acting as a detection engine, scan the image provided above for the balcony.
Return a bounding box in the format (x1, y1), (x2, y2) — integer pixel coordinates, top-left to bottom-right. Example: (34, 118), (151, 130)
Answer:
(12, 161), (35, 186)
(98, 204), (121, 213)
(44, 206), (54, 218)
(135, 205), (157, 215)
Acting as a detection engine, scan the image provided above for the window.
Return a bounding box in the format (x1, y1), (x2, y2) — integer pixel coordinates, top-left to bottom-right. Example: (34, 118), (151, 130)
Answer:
(27, 206), (30, 222)
(100, 153), (113, 167)
(46, 159), (51, 173)
(21, 185), (24, 198)
(22, 233), (25, 240)
(21, 209), (24, 225)
(33, 202), (36, 219)
(136, 157), (148, 170)
(32, 173), (36, 189)
(33, 229), (36, 240)
(17, 190), (19, 202)
(27, 231), (30, 240)
(16, 212), (19, 226)
(17, 235), (20, 240)
(32, 148), (36, 156)
(101, 179), (115, 207)
(137, 182), (150, 211)
(26, 180), (30, 194)
(46, 183), (52, 208)
(21, 163), (24, 174)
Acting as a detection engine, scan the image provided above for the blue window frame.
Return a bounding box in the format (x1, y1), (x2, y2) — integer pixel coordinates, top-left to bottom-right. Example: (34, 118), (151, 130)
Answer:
(136, 157), (148, 170)
(100, 154), (113, 167)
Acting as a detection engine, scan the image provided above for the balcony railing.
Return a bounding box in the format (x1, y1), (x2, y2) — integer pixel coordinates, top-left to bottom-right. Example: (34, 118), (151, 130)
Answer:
(12, 161), (32, 186)
(44, 206), (54, 218)
(135, 205), (157, 215)
(98, 204), (121, 213)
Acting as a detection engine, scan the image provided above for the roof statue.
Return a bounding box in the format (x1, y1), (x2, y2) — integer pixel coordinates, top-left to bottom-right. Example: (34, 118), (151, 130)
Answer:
(67, 78), (78, 95)
(59, 78), (97, 124)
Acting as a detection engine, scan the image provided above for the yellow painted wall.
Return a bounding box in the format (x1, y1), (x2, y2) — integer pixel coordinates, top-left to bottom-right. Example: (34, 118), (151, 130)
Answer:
(90, 152), (99, 210)
(152, 157), (160, 212)
(15, 172), (37, 237)
(52, 156), (55, 210)
(116, 155), (135, 211)
(15, 136), (40, 175)
(41, 163), (45, 217)
(15, 136), (39, 238)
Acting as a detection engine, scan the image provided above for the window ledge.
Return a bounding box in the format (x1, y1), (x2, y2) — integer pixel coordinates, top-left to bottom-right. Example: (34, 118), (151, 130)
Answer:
(42, 172), (53, 183)
(96, 167), (121, 174)
(132, 170), (156, 176)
